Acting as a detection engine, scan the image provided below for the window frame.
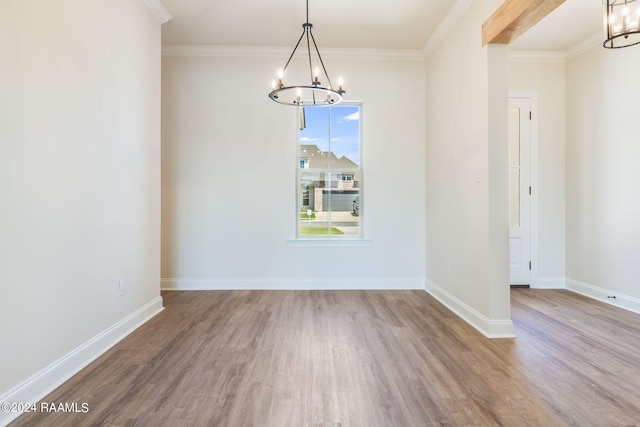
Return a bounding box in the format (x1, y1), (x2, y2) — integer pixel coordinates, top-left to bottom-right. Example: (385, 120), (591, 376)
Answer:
(294, 102), (365, 241)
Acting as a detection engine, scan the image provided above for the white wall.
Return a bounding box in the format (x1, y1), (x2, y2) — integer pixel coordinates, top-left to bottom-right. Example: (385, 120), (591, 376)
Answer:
(161, 52), (426, 289)
(565, 45), (640, 312)
(508, 60), (566, 288)
(0, 0), (162, 406)
(424, 0), (513, 337)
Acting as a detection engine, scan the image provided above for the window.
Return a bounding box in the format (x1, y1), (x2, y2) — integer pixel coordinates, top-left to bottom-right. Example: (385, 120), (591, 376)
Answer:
(297, 104), (361, 238)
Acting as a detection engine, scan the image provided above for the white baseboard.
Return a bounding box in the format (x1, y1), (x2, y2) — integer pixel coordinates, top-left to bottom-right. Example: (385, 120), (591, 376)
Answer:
(161, 277), (424, 291)
(533, 276), (566, 289)
(425, 279), (515, 338)
(566, 278), (640, 315)
(0, 297), (164, 427)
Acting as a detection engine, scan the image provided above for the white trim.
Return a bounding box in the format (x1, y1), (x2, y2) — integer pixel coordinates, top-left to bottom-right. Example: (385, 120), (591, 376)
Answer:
(312, 48), (424, 61)
(161, 45), (425, 61)
(287, 238), (373, 248)
(535, 277), (566, 289)
(508, 51), (566, 63)
(0, 297), (164, 426)
(566, 278), (640, 315)
(425, 280), (515, 338)
(161, 277), (423, 291)
(566, 31), (601, 61)
(142, 0), (172, 24)
(509, 91), (538, 289)
(423, 0), (472, 58)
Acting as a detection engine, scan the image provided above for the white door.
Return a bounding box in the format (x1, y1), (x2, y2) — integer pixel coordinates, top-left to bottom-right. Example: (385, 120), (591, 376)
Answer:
(509, 97), (531, 285)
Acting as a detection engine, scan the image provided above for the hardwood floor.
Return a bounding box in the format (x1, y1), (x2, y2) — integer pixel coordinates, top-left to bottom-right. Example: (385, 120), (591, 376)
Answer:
(10, 289), (640, 426)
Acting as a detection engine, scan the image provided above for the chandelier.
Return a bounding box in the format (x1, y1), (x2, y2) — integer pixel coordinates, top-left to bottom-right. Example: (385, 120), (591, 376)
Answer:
(604, 0), (640, 48)
(269, 0), (345, 106)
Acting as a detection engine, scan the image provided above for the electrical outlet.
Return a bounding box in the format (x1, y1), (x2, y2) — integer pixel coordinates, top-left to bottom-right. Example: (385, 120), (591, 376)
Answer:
(275, 251), (284, 263)
(118, 279), (126, 296)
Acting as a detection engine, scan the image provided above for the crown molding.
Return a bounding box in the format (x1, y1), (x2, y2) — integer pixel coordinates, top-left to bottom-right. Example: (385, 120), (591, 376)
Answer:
(566, 31), (602, 61)
(142, 0), (172, 24)
(312, 48), (425, 61)
(161, 44), (425, 61)
(423, 0), (472, 58)
(508, 31), (603, 64)
(508, 50), (566, 63)
(162, 45), (285, 57)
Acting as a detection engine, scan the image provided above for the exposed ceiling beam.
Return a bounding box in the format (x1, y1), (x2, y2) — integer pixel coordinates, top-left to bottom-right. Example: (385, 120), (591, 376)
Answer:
(482, 0), (566, 46)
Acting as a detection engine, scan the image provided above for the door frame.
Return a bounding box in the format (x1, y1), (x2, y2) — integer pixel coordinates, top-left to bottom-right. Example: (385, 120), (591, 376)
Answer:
(509, 91), (538, 288)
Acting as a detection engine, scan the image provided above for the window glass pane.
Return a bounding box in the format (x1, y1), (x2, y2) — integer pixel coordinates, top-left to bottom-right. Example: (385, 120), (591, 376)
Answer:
(509, 168), (520, 227)
(508, 108), (520, 167)
(299, 171), (331, 236)
(298, 172), (361, 237)
(326, 174), (360, 237)
(330, 106), (360, 168)
(299, 108), (329, 168)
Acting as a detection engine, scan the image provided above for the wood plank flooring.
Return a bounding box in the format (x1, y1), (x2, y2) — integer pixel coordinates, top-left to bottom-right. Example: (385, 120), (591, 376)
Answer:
(10, 289), (640, 426)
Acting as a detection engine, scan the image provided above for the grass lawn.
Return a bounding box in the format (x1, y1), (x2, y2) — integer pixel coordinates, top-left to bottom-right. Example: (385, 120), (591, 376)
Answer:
(299, 212), (317, 219)
(300, 226), (344, 235)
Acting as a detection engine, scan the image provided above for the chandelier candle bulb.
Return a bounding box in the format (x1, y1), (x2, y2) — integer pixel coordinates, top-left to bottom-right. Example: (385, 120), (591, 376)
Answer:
(313, 67), (320, 85)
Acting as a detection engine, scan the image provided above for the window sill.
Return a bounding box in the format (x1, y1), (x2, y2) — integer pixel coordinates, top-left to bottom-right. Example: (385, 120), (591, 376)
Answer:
(287, 238), (373, 248)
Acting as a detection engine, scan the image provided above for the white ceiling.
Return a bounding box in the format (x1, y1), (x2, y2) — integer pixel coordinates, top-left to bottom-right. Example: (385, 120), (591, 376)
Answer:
(509, 0), (602, 52)
(160, 0), (604, 52)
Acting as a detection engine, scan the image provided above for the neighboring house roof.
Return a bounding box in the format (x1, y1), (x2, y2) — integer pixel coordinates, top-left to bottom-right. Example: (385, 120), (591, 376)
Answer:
(299, 144), (358, 169)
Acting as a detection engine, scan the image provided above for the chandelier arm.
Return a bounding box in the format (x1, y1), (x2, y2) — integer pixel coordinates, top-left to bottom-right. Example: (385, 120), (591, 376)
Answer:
(309, 31), (333, 89)
(306, 29), (314, 84)
(283, 29), (307, 72)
